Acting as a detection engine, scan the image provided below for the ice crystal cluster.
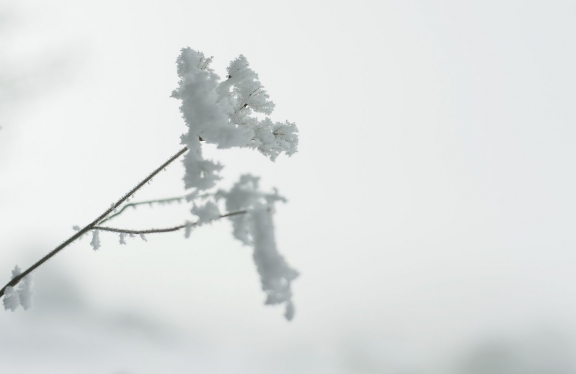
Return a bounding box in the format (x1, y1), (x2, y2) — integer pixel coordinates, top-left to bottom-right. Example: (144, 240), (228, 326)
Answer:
(171, 48), (299, 190)
(217, 175), (298, 320)
(172, 48), (299, 319)
(3, 266), (33, 311)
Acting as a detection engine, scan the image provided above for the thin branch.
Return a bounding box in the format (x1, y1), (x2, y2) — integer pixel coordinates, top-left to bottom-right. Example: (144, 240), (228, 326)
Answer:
(94, 209), (248, 235)
(99, 196), (186, 225)
(94, 147), (189, 225)
(94, 224), (185, 235)
(0, 146), (189, 299)
(99, 190), (216, 225)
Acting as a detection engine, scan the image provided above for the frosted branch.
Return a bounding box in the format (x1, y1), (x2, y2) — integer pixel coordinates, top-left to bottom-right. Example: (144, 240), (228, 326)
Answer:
(99, 196), (186, 225)
(93, 209), (248, 235)
(0, 146), (189, 300)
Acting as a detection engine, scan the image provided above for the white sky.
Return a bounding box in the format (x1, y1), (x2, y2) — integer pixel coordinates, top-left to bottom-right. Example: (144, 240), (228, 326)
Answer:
(2, 1), (576, 373)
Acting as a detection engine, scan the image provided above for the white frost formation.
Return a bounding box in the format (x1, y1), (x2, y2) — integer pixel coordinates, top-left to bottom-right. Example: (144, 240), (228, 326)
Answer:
(3, 266), (33, 311)
(251, 207), (298, 320)
(217, 175), (298, 320)
(183, 201), (221, 238)
(171, 48), (299, 190)
(191, 201), (220, 225)
(90, 230), (101, 250)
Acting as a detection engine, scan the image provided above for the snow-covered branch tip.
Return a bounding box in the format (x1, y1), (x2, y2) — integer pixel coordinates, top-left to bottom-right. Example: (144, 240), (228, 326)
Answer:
(172, 48), (299, 191)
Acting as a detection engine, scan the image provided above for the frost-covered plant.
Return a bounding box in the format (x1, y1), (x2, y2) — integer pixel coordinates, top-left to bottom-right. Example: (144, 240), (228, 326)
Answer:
(0, 48), (299, 320)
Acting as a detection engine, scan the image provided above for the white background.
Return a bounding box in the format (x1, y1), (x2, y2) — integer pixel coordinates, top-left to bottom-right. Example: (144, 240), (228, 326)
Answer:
(2, 1), (576, 373)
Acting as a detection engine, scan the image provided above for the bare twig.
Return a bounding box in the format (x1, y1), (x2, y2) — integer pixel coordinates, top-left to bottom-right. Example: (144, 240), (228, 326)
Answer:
(94, 209), (248, 235)
(99, 190), (216, 225)
(0, 146), (189, 299)
(99, 196), (186, 225)
(94, 224), (186, 235)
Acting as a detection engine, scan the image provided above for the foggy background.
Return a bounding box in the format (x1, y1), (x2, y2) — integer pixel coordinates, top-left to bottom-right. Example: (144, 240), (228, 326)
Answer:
(2, 0), (576, 373)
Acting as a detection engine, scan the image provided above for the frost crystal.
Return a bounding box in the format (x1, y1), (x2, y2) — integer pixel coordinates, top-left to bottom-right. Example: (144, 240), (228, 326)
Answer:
(220, 55), (275, 121)
(172, 48), (299, 191)
(251, 207), (298, 319)
(217, 175), (297, 319)
(218, 175), (262, 246)
(90, 230), (101, 250)
(191, 201), (220, 225)
(217, 55), (298, 161)
(119, 233), (126, 245)
(252, 119), (299, 161)
(3, 286), (18, 311)
(172, 48), (253, 191)
(284, 301), (295, 321)
(183, 201), (221, 239)
(184, 221), (195, 238)
(217, 175), (286, 246)
(3, 265), (33, 311)
(17, 273), (33, 310)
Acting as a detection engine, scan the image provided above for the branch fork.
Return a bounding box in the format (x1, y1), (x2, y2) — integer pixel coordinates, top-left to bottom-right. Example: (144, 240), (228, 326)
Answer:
(0, 146), (212, 299)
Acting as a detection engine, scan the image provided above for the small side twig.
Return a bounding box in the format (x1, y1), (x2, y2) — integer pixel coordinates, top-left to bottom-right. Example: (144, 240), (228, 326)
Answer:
(99, 196), (186, 225)
(94, 209), (248, 235)
(99, 191), (216, 225)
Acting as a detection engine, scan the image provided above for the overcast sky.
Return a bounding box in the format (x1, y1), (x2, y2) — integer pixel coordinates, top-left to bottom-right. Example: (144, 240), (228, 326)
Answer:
(2, 1), (576, 373)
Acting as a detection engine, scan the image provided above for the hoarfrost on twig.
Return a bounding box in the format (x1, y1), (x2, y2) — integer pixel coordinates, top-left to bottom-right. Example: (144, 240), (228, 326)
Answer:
(90, 230), (101, 250)
(3, 266), (33, 311)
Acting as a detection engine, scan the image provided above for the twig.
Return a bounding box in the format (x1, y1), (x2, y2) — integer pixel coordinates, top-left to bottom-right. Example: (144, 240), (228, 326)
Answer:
(94, 209), (248, 235)
(99, 196), (186, 225)
(0, 146), (189, 299)
(99, 190), (216, 225)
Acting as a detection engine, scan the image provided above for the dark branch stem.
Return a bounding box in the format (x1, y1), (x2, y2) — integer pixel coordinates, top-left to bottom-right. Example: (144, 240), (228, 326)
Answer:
(94, 147), (189, 226)
(94, 209), (248, 235)
(95, 224), (185, 235)
(0, 146), (189, 299)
